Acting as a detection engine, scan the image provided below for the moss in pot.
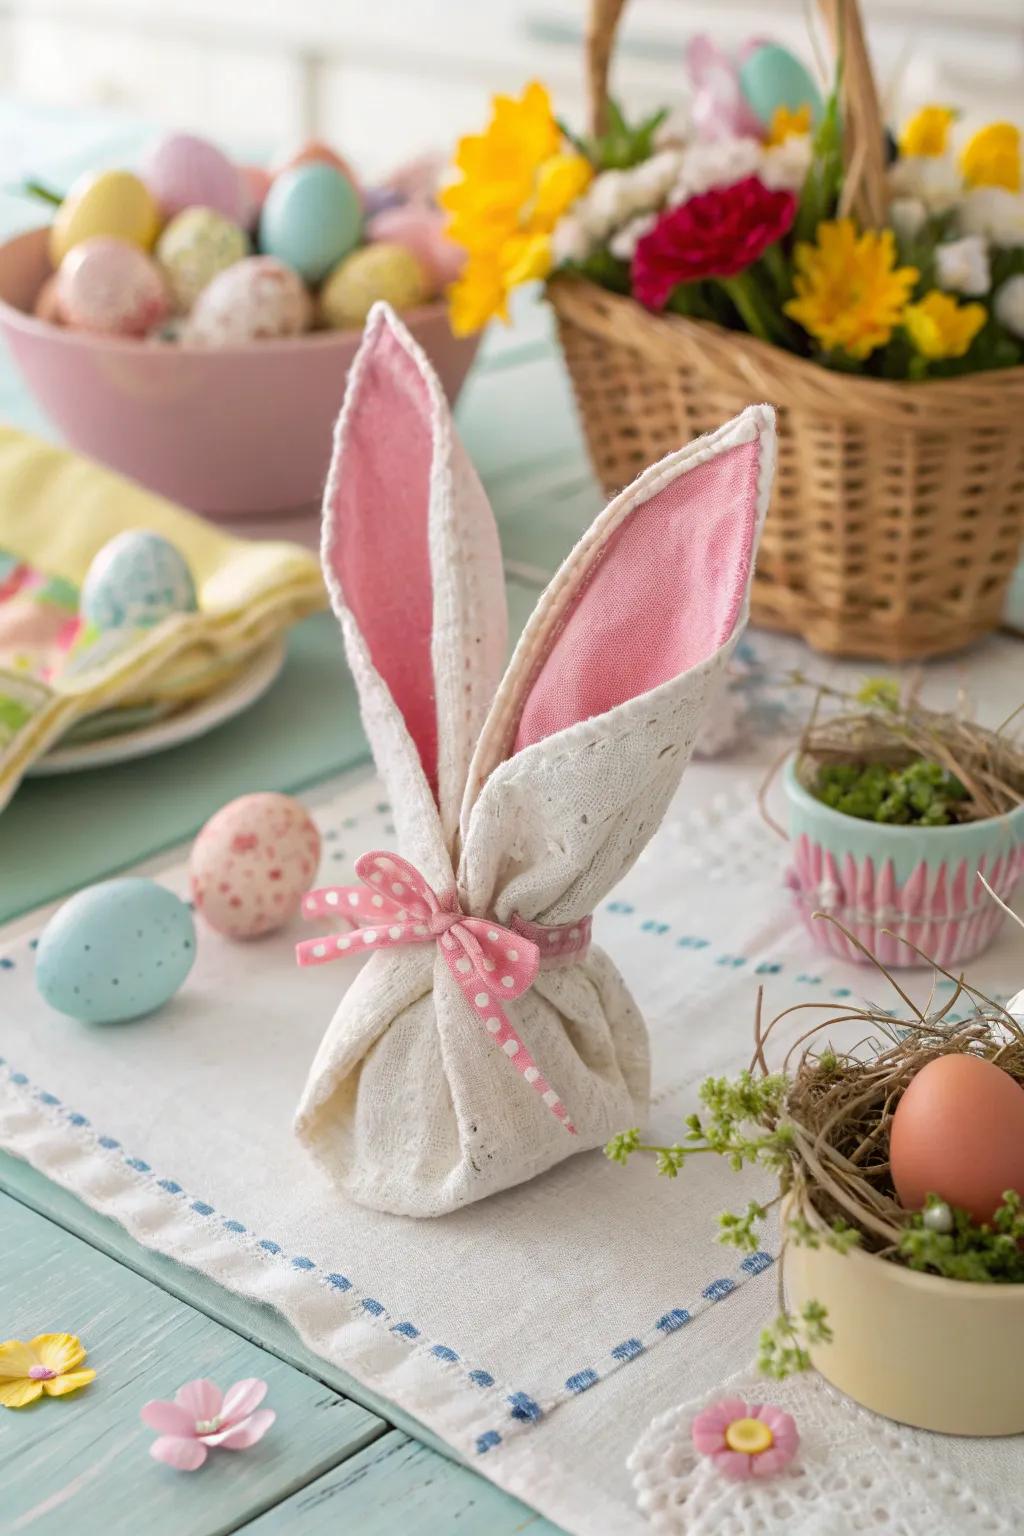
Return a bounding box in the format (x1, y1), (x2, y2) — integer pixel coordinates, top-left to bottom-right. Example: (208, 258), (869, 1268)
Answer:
(780, 678), (1024, 967)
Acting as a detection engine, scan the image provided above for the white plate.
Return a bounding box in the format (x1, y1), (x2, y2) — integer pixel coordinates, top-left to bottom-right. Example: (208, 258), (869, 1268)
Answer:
(29, 638), (286, 776)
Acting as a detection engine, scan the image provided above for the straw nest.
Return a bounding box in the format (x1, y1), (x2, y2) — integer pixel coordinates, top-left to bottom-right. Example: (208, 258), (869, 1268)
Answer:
(754, 926), (1024, 1258)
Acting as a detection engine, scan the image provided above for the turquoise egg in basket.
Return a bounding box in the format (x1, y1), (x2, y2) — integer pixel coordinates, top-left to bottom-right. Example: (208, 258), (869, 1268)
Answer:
(259, 162), (363, 284)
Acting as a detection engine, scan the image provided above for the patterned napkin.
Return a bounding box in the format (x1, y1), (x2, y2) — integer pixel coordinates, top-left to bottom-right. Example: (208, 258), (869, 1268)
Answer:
(0, 426), (325, 806)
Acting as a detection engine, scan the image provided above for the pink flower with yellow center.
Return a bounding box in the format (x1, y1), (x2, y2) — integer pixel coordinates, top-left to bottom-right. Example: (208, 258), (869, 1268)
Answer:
(691, 1396), (799, 1479)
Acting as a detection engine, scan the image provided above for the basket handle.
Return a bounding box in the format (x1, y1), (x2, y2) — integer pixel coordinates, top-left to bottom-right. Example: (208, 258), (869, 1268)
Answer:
(583, 0), (888, 227)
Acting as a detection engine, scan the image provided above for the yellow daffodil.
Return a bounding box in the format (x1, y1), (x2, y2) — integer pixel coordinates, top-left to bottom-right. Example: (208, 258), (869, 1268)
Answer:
(899, 105), (956, 158)
(443, 81), (593, 335)
(0, 1333), (96, 1408)
(904, 290), (986, 359)
(766, 103), (812, 147)
(784, 219), (919, 359)
(960, 122), (1021, 192)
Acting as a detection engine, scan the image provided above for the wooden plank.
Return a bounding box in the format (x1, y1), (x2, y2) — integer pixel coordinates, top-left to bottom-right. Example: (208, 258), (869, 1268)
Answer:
(245, 1429), (560, 1535)
(0, 1154), (463, 1467)
(0, 1191), (385, 1536)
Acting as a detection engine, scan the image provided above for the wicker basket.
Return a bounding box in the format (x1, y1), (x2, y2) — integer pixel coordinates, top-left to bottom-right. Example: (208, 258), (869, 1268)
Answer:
(547, 0), (1024, 661)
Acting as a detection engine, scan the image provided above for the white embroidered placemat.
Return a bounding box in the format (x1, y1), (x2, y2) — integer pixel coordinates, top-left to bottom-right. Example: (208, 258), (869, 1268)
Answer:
(2, 633), (1024, 1534)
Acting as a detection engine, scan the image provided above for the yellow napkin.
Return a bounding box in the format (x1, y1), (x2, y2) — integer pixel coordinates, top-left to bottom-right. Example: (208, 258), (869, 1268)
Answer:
(0, 427), (326, 808)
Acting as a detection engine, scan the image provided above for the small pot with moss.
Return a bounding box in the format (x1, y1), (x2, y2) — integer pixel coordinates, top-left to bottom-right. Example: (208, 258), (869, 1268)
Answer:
(782, 680), (1024, 967)
(608, 971), (1024, 1435)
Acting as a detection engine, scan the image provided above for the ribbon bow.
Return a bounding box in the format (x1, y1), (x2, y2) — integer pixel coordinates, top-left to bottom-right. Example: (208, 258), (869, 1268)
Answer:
(297, 851), (582, 1134)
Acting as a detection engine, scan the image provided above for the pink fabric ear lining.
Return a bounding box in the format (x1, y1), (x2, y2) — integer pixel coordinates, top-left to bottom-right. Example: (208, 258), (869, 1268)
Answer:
(328, 324), (439, 795)
(513, 437), (761, 753)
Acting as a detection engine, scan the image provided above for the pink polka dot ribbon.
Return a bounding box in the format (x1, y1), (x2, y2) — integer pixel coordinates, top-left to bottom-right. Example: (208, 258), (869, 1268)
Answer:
(296, 850), (588, 1135)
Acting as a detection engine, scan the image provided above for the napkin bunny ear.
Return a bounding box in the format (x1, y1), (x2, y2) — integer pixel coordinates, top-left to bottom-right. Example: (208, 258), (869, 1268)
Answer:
(514, 405), (773, 751)
(466, 405), (774, 798)
(322, 304), (507, 868)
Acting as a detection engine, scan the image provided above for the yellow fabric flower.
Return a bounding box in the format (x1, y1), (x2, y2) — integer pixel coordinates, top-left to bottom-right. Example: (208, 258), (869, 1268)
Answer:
(0, 1333), (96, 1408)
(904, 290), (986, 359)
(766, 103), (812, 147)
(784, 219), (919, 360)
(960, 122), (1021, 192)
(899, 105), (956, 158)
(443, 81), (593, 335)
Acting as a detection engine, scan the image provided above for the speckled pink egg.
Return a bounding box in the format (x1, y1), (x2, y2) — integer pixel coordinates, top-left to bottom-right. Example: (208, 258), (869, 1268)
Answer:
(239, 164), (273, 230)
(56, 236), (170, 336)
(366, 203), (465, 291)
(143, 131), (246, 222)
(184, 256), (312, 346)
(33, 273), (65, 325)
(272, 138), (361, 201)
(190, 792), (321, 939)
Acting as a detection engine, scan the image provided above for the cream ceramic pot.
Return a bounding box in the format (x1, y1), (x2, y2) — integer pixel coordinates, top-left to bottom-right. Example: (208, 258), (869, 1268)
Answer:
(784, 1193), (1024, 1435)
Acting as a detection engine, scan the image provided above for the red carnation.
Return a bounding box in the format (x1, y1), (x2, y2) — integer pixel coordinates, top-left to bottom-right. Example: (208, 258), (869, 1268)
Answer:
(632, 176), (796, 310)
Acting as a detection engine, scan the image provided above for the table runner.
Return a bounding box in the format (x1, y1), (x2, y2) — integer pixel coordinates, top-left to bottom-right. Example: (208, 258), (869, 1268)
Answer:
(3, 635), (1024, 1534)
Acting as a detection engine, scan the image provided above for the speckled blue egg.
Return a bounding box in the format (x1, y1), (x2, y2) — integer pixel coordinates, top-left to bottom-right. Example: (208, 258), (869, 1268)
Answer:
(259, 162), (362, 283)
(80, 531), (197, 630)
(35, 877), (196, 1024)
(739, 44), (822, 131)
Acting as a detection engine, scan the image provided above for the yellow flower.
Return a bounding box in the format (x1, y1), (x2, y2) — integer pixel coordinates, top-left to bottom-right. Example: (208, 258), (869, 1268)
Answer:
(784, 219), (919, 360)
(766, 103), (812, 147)
(0, 1333), (96, 1408)
(899, 105), (956, 158)
(904, 290), (986, 359)
(443, 81), (593, 334)
(960, 122), (1021, 192)
(530, 153), (594, 231)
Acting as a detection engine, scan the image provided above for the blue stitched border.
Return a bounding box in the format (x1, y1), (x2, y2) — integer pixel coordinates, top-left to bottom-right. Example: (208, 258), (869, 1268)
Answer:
(0, 1055), (775, 1452)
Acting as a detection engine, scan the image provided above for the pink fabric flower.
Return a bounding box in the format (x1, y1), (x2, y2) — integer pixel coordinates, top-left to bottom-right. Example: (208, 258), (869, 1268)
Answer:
(141, 1378), (275, 1471)
(691, 1395), (799, 1480)
(631, 177), (796, 308)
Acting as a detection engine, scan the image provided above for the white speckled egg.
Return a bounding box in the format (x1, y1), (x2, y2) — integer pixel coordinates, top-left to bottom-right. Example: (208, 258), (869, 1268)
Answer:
(259, 163), (362, 284)
(319, 242), (429, 330)
(156, 207), (249, 313)
(36, 877), (196, 1024)
(143, 131), (246, 223)
(190, 792), (321, 939)
(184, 256), (312, 346)
(57, 237), (170, 337)
(81, 530), (197, 630)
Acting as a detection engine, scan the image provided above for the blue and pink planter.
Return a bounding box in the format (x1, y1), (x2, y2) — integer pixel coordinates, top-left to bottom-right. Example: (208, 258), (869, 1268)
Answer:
(784, 756), (1024, 968)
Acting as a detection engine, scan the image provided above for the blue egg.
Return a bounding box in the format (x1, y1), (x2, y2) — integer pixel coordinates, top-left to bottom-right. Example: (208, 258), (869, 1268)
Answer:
(739, 45), (823, 131)
(80, 530), (197, 630)
(259, 163), (362, 284)
(36, 877), (196, 1024)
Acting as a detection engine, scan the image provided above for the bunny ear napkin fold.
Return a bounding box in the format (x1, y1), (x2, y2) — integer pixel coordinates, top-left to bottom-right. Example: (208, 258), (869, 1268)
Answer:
(296, 302), (777, 1218)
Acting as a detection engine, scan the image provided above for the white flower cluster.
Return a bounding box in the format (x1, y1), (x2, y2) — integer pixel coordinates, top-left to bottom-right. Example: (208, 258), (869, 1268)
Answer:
(887, 159), (1024, 248)
(553, 133), (812, 266)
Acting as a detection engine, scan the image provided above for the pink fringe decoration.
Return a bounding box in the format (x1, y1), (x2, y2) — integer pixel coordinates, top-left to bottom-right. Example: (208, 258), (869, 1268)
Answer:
(788, 835), (1024, 968)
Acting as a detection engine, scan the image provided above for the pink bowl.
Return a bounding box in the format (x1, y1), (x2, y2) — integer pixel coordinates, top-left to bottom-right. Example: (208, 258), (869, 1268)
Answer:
(0, 226), (479, 518)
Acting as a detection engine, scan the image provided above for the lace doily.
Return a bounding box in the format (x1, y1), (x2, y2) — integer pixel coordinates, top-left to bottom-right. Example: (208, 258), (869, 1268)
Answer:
(628, 1367), (1013, 1535)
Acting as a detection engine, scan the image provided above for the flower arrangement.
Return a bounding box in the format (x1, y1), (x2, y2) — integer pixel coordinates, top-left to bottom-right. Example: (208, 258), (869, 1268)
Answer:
(443, 44), (1024, 379)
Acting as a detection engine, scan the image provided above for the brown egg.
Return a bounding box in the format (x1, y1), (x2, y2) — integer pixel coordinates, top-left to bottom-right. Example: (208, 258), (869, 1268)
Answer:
(890, 1054), (1024, 1223)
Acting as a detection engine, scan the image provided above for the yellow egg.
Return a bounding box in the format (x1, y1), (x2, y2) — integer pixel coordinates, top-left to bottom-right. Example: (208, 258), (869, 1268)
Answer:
(319, 243), (429, 330)
(49, 170), (161, 267)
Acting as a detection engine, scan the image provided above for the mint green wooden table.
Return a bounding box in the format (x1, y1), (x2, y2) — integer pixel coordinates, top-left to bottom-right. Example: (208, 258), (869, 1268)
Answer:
(0, 98), (587, 1535)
